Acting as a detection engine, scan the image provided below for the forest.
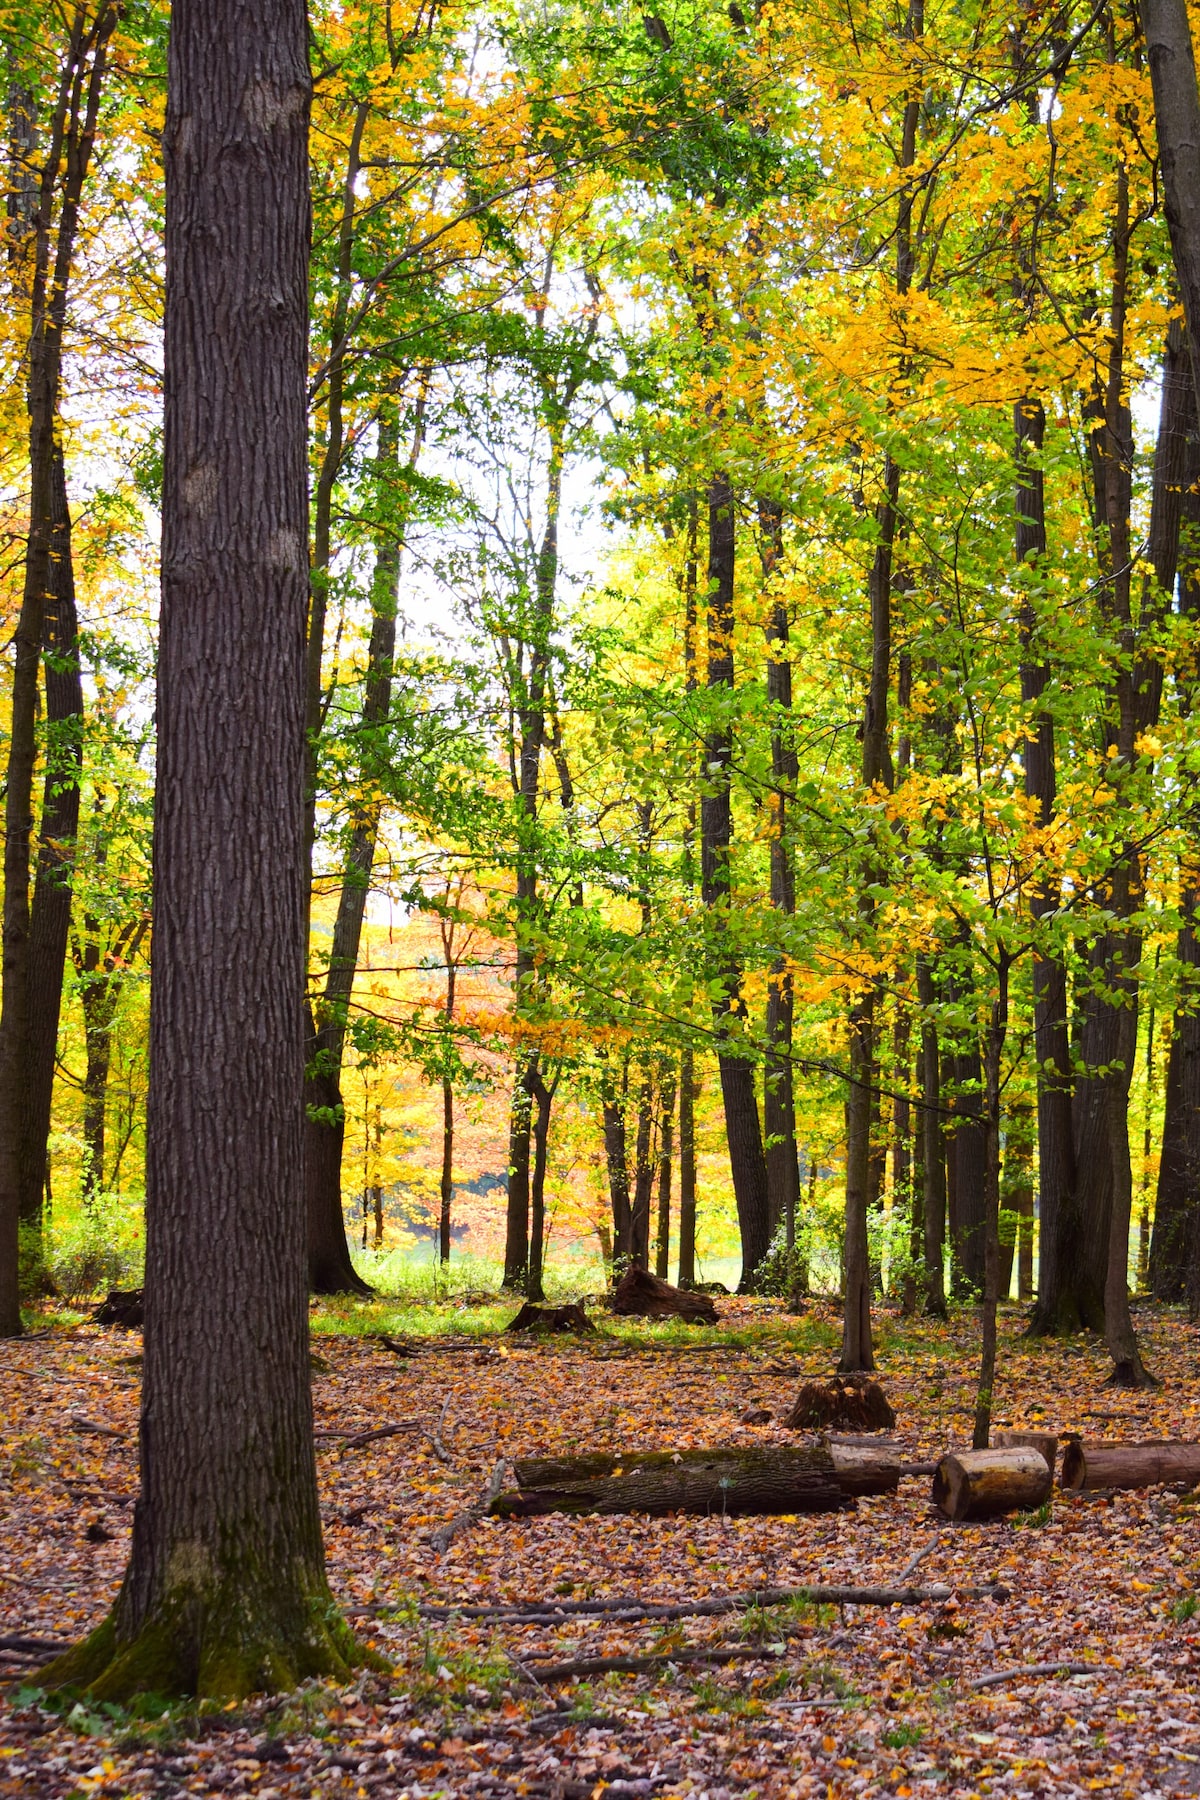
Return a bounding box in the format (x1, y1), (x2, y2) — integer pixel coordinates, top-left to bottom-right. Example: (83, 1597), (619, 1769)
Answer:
(3, 0), (1200, 1792)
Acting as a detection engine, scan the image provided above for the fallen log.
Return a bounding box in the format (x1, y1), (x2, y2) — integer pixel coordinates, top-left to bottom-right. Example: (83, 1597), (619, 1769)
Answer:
(610, 1266), (718, 1324)
(933, 1448), (1051, 1521)
(493, 1445), (847, 1518)
(509, 1442), (899, 1505)
(1060, 1439), (1200, 1492)
(993, 1429), (1059, 1477)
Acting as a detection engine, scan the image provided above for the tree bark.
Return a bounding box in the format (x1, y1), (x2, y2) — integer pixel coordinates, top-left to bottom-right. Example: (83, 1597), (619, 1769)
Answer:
(918, 956), (947, 1316)
(654, 1068), (676, 1279)
(701, 473), (770, 1288)
(630, 1065), (655, 1270)
(527, 1066), (556, 1303)
(760, 497), (800, 1242)
(43, 0), (359, 1698)
(602, 1056), (633, 1265)
(1142, 0), (1200, 414)
(933, 1449), (1051, 1521)
(1061, 1438), (1200, 1490)
(493, 1445), (847, 1519)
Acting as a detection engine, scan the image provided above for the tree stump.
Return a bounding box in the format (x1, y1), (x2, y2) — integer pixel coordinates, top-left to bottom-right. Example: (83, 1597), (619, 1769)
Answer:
(933, 1448), (1051, 1521)
(494, 1445), (847, 1518)
(504, 1302), (593, 1334)
(1060, 1440), (1200, 1492)
(610, 1266), (718, 1324)
(782, 1376), (896, 1431)
(993, 1429), (1059, 1477)
(94, 1289), (144, 1328)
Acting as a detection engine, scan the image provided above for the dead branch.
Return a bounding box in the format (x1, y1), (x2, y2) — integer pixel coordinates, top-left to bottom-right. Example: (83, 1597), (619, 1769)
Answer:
(429, 1457), (507, 1555)
(418, 1579), (1009, 1625)
(969, 1662), (1099, 1690)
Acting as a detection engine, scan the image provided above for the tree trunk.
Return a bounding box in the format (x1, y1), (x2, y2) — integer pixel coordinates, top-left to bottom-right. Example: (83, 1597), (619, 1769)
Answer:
(701, 473), (770, 1288)
(44, 0), (358, 1697)
(504, 1054), (536, 1290)
(950, 1023), (987, 1297)
(0, 3), (115, 1337)
(1142, 0), (1200, 415)
(305, 403), (414, 1295)
(677, 1046), (697, 1287)
(439, 1076), (453, 1265)
(511, 1443), (897, 1498)
(527, 1068), (554, 1303)
(973, 960), (1009, 1449)
(630, 1066), (655, 1270)
(21, 445), (83, 1243)
(602, 1057), (632, 1266)
(760, 498), (800, 1242)
(917, 957), (947, 1316)
(654, 1069), (676, 1280)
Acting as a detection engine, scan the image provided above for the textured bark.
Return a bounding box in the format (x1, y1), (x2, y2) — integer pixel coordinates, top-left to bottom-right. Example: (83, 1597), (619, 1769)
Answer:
(630, 1066), (655, 1270)
(760, 498), (800, 1241)
(950, 1022), (987, 1296)
(22, 445), (83, 1230)
(493, 1445), (846, 1519)
(602, 1058), (632, 1263)
(527, 1067), (555, 1303)
(1061, 1439), (1200, 1491)
(42, 0), (359, 1699)
(701, 474), (770, 1287)
(511, 1444), (898, 1499)
(0, 4), (114, 1336)
(654, 1070), (676, 1279)
(1142, 0), (1200, 414)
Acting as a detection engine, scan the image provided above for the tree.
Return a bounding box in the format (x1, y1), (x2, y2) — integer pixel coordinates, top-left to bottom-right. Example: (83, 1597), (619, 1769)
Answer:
(43, 0), (359, 1697)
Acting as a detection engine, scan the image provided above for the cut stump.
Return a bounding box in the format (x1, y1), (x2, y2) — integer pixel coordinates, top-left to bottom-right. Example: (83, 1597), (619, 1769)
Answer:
(94, 1290), (144, 1329)
(783, 1376), (896, 1432)
(933, 1448), (1051, 1521)
(610, 1266), (718, 1324)
(493, 1445), (847, 1518)
(504, 1302), (593, 1334)
(993, 1429), (1059, 1478)
(1060, 1440), (1200, 1492)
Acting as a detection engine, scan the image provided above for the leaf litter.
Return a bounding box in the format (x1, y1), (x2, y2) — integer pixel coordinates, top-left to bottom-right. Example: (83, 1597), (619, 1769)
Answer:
(1, 1299), (1199, 1796)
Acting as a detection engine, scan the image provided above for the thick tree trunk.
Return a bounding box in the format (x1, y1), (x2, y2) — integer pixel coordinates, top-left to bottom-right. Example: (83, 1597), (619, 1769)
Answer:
(973, 963), (1009, 1449)
(527, 1068), (554, 1303)
(602, 1058), (632, 1265)
(760, 498), (800, 1242)
(0, 4), (114, 1336)
(21, 445), (83, 1236)
(510, 1443), (898, 1499)
(439, 1076), (453, 1265)
(44, 0), (358, 1697)
(701, 473), (770, 1287)
(1142, 0), (1200, 414)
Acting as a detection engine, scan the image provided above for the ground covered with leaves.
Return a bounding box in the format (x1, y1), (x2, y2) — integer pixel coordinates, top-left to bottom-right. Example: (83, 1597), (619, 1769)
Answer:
(2, 1299), (1200, 1797)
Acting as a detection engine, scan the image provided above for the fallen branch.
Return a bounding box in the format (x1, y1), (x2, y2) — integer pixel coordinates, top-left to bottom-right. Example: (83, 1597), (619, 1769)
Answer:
(969, 1662), (1099, 1691)
(69, 1414), (124, 1438)
(313, 1421), (421, 1449)
(521, 1644), (790, 1682)
(429, 1458), (508, 1555)
(418, 1579), (1009, 1626)
(0, 1632), (70, 1653)
(430, 1395), (454, 1465)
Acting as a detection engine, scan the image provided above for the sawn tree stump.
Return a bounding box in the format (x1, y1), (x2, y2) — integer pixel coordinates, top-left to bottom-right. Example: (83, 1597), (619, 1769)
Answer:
(1061, 1440), (1200, 1492)
(933, 1448), (1051, 1521)
(610, 1266), (718, 1324)
(493, 1445), (847, 1518)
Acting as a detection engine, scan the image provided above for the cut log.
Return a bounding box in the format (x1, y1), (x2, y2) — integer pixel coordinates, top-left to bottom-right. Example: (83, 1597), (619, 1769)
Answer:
(94, 1289), (144, 1328)
(783, 1376), (896, 1431)
(993, 1429), (1059, 1477)
(511, 1442), (898, 1499)
(504, 1302), (593, 1334)
(493, 1445), (846, 1518)
(1060, 1439), (1200, 1492)
(610, 1266), (718, 1324)
(933, 1449), (1051, 1521)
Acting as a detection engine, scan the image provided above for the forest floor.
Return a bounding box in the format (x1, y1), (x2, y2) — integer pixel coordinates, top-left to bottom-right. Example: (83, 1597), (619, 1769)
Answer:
(1, 1296), (1199, 1798)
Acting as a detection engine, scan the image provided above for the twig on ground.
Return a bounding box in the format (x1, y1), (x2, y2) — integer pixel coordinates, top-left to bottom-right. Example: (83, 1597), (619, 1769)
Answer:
(68, 1414), (123, 1438)
(418, 1579), (1009, 1625)
(0, 1632), (70, 1653)
(897, 1540), (939, 1585)
(429, 1457), (508, 1555)
(0, 1362), (39, 1380)
(313, 1421), (421, 1449)
(969, 1662), (1099, 1691)
(430, 1395), (454, 1465)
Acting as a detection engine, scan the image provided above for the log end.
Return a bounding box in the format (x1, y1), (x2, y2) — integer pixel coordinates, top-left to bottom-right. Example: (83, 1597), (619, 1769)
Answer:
(933, 1448), (1052, 1522)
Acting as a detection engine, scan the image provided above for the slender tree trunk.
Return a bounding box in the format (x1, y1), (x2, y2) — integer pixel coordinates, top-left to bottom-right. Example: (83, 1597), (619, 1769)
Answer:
(654, 1069), (676, 1279)
(701, 473), (770, 1288)
(527, 1070), (554, 1303)
(918, 956), (947, 1316)
(1142, 0), (1200, 416)
(306, 403), (415, 1294)
(0, 4), (114, 1336)
(45, 0), (358, 1696)
(22, 445), (83, 1239)
(950, 1015), (987, 1296)
(630, 1067), (655, 1270)
(973, 960), (1009, 1448)
(439, 1078), (453, 1265)
(603, 1059), (632, 1265)
(677, 1047), (697, 1287)
(760, 498), (800, 1243)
